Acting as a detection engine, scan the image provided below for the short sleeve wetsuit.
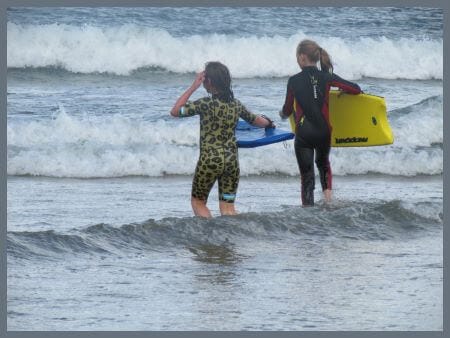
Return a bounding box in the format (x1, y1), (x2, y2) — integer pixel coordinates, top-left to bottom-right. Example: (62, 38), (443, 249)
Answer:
(280, 66), (361, 205)
(180, 95), (257, 203)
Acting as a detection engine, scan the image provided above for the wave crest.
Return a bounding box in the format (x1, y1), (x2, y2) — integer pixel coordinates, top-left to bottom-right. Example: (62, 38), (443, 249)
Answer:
(7, 23), (443, 80)
(7, 95), (443, 177)
(7, 200), (443, 260)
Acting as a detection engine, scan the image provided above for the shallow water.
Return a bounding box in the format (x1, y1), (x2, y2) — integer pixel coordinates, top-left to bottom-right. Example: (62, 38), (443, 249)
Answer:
(7, 175), (443, 330)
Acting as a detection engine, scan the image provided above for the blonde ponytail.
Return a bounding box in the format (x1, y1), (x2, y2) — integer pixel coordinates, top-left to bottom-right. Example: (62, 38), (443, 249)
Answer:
(297, 39), (333, 73)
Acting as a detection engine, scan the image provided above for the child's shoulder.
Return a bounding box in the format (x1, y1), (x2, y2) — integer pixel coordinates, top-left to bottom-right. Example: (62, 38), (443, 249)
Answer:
(232, 97), (242, 104)
(198, 96), (212, 102)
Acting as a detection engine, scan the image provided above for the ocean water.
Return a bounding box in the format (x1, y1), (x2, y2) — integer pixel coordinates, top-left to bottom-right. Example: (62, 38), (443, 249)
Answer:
(6, 7), (443, 331)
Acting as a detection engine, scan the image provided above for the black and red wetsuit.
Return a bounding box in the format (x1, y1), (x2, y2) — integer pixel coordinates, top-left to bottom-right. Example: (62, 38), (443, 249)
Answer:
(280, 66), (361, 206)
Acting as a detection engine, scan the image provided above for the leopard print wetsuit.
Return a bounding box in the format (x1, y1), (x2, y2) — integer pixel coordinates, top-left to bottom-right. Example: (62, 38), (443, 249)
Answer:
(180, 96), (257, 203)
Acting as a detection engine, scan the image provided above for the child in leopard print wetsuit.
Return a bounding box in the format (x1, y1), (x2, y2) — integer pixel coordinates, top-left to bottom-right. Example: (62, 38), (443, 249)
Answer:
(170, 61), (274, 218)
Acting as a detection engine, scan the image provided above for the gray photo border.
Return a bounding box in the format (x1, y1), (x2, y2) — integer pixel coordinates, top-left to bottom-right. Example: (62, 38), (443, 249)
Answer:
(1, 0), (447, 338)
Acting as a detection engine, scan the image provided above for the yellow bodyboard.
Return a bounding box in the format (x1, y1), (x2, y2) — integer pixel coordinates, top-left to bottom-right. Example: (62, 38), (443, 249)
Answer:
(289, 90), (394, 147)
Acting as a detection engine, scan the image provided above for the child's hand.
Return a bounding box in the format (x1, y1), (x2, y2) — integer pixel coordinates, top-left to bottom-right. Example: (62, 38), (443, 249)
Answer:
(192, 71), (205, 89)
(279, 110), (287, 120)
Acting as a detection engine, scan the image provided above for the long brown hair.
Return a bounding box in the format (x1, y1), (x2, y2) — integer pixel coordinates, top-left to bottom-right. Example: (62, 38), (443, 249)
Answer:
(204, 61), (234, 102)
(296, 39), (333, 74)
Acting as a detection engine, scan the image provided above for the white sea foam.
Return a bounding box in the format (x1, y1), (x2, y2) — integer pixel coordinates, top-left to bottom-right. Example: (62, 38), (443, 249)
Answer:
(7, 96), (443, 178)
(391, 96), (443, 147)
(7, 23), (443, 80)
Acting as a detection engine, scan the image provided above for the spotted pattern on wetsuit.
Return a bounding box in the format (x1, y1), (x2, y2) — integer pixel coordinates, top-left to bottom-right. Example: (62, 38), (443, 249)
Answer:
(180, 96), (257, 202)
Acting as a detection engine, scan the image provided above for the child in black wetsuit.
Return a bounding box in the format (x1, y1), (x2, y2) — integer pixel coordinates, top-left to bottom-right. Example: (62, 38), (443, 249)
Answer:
(279, 39), (361, 206)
